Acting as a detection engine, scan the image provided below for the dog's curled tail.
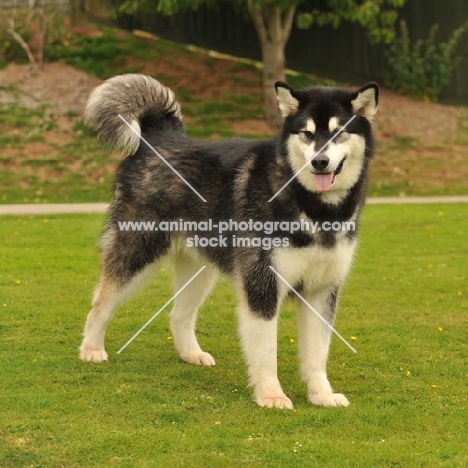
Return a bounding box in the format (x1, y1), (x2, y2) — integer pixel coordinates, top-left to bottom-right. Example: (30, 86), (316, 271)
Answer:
(84, 74), (183, 154)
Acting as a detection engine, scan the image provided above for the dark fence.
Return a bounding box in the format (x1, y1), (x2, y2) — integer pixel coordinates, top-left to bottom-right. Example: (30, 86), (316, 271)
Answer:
(117, 0), (468, 104)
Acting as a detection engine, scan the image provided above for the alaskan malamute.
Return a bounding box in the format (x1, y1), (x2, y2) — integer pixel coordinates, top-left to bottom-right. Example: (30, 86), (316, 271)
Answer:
(80, 74), (378, 409)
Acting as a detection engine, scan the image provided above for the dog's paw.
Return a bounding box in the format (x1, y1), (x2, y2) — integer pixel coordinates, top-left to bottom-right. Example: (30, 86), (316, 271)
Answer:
(257, 395), (294, 409)
(309, 393), (349, 407)
(181, 351), (216, 366)
(79, 345), (109, 363)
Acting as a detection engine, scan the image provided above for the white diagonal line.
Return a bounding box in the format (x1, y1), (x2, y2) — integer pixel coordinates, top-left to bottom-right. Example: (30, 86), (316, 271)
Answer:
(117, 266), (207, 354)
(269, 266), (357, 353)
(268, 114), (357, 202)
(118, 114), (207, 203)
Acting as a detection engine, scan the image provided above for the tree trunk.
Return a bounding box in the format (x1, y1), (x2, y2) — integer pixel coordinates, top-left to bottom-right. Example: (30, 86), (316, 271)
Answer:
(262, 40), (286, 129)
(248, 4), (296, 130)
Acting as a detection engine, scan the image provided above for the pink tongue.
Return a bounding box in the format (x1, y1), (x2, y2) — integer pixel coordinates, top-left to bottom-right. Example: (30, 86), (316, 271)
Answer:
(314, 173), (334, 192)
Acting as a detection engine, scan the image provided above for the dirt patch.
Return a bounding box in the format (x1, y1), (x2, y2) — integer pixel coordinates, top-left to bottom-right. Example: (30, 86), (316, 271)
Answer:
(0, 148), (20, 165)
(24, 142), (56, 157)
(0, 62), (101, 115)
(55, 115), (77, 133)
(45, 130), (74, 146)
(230, 119), (273, 136)
(376, 89), (465, 147)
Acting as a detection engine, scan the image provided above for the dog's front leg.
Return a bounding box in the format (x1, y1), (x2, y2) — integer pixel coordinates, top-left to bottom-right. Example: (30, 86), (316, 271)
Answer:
(297, 288), (349, 407)
(237, 292), (293, 409)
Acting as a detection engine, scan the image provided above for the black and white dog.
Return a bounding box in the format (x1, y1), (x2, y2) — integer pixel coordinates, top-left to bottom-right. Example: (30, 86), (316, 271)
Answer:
(80, 74), (378, 409)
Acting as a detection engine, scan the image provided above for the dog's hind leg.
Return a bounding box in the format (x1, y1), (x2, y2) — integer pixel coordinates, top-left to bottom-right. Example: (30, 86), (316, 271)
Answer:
(80, 226), (169, 362)
(79, 273), (147, 362)
(297, 288), (350, 407)
(169, 254), (217, 366)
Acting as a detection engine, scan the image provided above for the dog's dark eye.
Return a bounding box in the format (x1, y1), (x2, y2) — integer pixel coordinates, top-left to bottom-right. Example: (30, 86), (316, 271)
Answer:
(301, 130), (314, 139)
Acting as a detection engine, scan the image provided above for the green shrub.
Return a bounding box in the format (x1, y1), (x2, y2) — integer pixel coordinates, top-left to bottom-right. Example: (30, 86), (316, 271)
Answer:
(384, 20), (468, 101)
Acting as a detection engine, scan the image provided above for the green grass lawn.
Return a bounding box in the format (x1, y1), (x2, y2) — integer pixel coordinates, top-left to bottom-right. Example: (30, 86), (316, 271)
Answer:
(1, 204), (467, 467)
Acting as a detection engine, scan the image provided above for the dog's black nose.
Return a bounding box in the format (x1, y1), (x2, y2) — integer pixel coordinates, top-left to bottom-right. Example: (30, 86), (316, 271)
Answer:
(311, 155), (329, 171)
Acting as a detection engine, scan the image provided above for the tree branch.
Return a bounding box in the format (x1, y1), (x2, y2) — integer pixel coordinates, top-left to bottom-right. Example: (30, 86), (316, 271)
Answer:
(266, 3), (280, 44)
(280, 5), (297, 44)
(6, 23), (38, 69)
(252, 4), (297, 46)
(38, 1), (46, 69)
(248, 4), (267, 45)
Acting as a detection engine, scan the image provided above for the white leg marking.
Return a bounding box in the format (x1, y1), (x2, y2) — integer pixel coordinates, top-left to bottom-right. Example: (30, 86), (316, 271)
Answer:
(237, 295), (293, 409)
(297, 290), (349, 407)
(170, 256), (217, 366)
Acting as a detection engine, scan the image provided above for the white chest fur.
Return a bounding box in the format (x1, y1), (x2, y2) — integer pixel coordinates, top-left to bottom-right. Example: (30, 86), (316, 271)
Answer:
(272, 238), (356, 296)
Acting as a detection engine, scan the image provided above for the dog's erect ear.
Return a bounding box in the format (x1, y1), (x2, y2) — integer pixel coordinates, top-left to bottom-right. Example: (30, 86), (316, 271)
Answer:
(351, 82), (379, 122)
(275, 81), (300, 117)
